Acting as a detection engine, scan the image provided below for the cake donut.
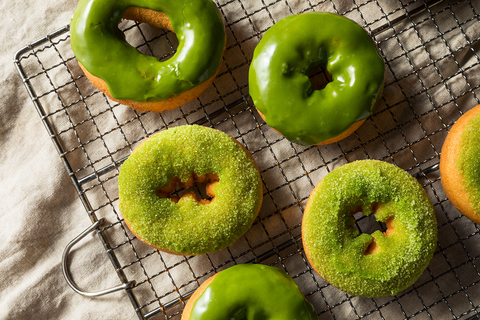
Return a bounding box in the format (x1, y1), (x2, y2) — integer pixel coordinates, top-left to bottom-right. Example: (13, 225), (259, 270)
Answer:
(440, 104), (480, 224)
(181, 264), (317, 319)
(249, 12), (385, 146)
(70, 0), (226, 113)
(302, 160), (437, 297)
(118, 125), (263, 255)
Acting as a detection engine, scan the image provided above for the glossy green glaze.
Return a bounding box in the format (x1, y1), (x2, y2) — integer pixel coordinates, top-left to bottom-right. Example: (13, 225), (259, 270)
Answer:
(249, 12), (385, 146)
(118, 125), (262, 255)
(458, 111), (480, 214)
(303, 160), (437, 297)
(70, 0), (225, 101)
(189, 264), (317, 320)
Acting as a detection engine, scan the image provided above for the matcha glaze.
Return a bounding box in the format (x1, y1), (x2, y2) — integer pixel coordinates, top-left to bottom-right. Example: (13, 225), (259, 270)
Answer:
(70, 0), (225, 101)
(190, 264), (317, 320)
(249, 12), (385, 146)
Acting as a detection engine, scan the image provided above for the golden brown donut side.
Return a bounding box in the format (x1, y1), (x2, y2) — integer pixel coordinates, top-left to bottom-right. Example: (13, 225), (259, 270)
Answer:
(181, 274), (217, 320)
(256, 109), (365, 146)
(317, 120), (365, 146)
(301, 176), (327, 281)
(123, 7), (173, 30)
(79, 63), (221, 113)
(440, 106), (480, 224)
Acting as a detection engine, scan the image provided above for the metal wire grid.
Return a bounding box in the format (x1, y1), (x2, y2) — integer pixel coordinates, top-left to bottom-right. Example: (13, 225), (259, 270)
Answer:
(13, 0), (480, 319)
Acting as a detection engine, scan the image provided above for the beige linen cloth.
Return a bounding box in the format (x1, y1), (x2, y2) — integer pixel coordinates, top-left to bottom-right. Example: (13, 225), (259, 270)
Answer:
(1, 0), (137, 319)
(2, 0), (480, 319)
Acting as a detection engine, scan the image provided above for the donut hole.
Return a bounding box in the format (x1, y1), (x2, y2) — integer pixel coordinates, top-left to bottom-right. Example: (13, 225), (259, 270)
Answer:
(350, 207), (388, 234)
(308, 65), (332, 91)
(156, 173), (219, 204)
(349, 203), (395, 255)
(120, 7), (179, 62)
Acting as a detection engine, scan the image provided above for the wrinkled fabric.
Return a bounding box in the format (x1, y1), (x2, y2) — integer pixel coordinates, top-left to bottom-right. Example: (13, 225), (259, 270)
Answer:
(1, 1), (136, 319)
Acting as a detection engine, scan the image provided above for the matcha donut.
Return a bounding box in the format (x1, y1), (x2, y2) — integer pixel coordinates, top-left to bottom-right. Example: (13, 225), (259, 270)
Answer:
(70, 0), (226, 113)
(118, 125), (263, 255)
(440, 104), (480, 224)
(302, 160), (437, 297)
(249, 12), (385, 146)
(181, 264), (317, 320)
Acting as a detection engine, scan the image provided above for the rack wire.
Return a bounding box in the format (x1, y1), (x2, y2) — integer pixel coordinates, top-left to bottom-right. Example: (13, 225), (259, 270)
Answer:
(14, 0), (480, 319)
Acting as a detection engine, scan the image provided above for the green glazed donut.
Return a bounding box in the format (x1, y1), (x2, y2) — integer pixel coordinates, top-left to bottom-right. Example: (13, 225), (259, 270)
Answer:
(302, 160), (437, 297)
(70, 0), (225, 111)
(249, 12), (385, 146)
(182, 264), (317, 320)
(118, 125), (263, 255)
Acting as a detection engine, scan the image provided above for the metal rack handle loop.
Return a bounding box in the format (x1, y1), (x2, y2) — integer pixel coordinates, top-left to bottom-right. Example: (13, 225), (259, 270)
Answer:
(62, 219), (135, 297)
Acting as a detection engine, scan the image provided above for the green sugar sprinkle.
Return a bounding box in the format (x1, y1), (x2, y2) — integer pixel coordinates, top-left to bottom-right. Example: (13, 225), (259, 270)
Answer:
(118, 125), (262, 255)
(303, 160), (437, 297)
(457, 114), (480, 215)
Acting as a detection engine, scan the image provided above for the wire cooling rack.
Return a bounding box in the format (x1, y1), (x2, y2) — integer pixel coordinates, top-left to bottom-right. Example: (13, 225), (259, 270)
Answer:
(14, 0), (480, 319)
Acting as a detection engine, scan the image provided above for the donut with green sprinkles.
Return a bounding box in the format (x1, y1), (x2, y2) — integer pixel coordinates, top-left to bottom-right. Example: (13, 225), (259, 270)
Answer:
(302, 160), (437, 297)
(118, 125), (263, 255)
